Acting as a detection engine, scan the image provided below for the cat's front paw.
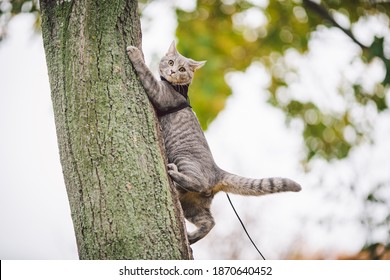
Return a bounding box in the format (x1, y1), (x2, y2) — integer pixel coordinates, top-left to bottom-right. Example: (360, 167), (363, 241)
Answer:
(126, 46), (143, 62)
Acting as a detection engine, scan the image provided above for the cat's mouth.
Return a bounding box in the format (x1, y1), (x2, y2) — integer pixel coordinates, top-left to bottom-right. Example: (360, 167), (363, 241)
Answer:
(163, 73), (189, 86)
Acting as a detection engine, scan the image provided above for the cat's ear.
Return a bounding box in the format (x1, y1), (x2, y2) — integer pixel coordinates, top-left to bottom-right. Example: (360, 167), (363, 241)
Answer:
(167, 40), (179, 55)
(189, 59), (206, 71)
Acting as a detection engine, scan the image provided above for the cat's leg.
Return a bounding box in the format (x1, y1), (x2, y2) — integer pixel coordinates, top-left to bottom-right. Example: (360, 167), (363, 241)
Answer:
(126, 46), (170, 109)
(185, 208), (215, 244)
(127, 46), (160, 96)
(167, 163), (211, 194)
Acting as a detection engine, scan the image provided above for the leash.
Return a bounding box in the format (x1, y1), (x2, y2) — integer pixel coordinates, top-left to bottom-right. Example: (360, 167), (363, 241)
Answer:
(226, 193), (266, 260)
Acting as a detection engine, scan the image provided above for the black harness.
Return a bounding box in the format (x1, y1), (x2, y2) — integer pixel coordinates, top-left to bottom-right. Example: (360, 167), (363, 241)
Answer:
(157, 76), (191, 117)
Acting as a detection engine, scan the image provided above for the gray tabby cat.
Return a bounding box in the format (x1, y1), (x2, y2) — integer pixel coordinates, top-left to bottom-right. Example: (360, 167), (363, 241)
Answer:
(126, 41), (301, 244)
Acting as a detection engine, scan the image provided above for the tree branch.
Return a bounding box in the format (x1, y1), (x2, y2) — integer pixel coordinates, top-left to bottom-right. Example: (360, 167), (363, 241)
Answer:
(303, 0), (368, 50)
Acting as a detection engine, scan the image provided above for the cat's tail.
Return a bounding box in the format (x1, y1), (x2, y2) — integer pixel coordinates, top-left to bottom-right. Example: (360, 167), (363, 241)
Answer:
(219, 171), (301, 196)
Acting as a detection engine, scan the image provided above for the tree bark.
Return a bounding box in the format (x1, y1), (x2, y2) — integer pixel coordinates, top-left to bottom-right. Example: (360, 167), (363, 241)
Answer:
(40, 0), (192, 259)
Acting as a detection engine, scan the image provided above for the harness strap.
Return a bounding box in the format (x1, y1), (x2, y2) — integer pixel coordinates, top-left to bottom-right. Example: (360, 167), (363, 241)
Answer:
(157, 76), (191, 117)
(157, 102), (191, 117)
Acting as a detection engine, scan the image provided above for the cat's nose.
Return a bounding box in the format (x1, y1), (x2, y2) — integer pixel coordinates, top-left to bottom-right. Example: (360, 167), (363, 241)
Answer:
(170, 70), (175, 75)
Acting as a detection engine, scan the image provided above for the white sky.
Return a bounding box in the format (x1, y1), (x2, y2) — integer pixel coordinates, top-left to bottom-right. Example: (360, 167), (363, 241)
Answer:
(0, 2), (389, 260)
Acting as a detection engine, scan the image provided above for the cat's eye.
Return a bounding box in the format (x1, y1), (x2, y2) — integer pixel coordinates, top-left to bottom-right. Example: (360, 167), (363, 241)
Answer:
(179, 67), (186, 72)
(168, 60), (174, 66)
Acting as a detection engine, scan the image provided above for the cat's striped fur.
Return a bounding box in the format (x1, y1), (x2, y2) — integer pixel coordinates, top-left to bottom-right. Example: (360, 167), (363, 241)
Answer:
(127, 41), (301, 244)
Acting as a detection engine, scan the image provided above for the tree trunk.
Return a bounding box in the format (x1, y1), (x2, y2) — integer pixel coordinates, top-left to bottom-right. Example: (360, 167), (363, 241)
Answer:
(40, 0), (192, 259)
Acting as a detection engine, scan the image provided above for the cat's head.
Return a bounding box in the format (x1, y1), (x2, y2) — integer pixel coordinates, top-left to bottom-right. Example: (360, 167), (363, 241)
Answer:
(159, 41), (206, 85)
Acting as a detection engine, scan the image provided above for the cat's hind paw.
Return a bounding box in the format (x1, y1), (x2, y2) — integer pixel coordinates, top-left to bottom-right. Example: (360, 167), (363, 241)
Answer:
(167, 163), (181, 182)
(167, 163), (178, 173)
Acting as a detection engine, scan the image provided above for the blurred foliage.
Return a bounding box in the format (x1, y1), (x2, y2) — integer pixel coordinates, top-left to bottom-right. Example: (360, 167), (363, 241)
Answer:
(3, 0), (388, 164)
(176, 0), (390, 163)
(175, 1), (390, 254)
(0, 0), (40, 41)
